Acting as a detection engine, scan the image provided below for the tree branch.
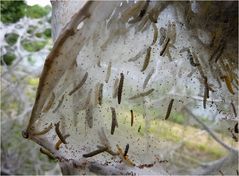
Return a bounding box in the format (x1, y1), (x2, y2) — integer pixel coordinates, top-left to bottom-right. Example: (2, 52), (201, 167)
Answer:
(183, 107), (238, 153)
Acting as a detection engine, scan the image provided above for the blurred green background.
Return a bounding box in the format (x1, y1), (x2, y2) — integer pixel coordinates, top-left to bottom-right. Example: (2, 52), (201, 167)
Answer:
(1, 1), (60, 175)
(1, 0), (50, 23)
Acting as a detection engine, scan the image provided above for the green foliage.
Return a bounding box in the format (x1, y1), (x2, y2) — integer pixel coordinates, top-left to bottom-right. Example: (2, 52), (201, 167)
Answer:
(27, 56), (36, 65)
(0, 0), (26, 23)
(34, 28), (51, 39)
(0, 1), (51, 23)
(1, 120), (57, 174)
(27, 77), (39, 86)
(21, 39), (47, 52)
(27, 25), (37, 34)
(185, 141), (225, 160)
(149, 120), (182, 142)
(1, 52), (16, 65)
(5, 33), (19, 46)
(26, 5), (50, 19)
(35, 32), (42, 38)
(171, 113), (186, 124)
(43, 28), (51, 38)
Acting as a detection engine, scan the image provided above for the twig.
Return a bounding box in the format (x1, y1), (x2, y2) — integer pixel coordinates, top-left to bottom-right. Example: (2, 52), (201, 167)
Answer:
(184, 107), (238, 153)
